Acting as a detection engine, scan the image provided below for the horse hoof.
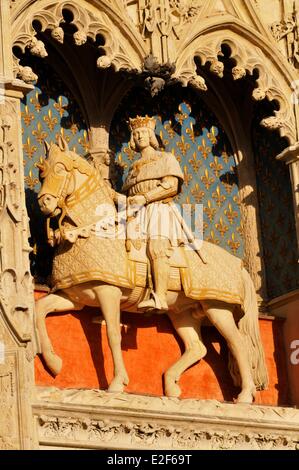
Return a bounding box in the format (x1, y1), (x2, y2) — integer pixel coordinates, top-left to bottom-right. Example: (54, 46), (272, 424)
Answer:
(236, 386), (256, 404)
(108, 376), (128, 393)
(165, 381), (181, 398)
(45, 353), (62, 376)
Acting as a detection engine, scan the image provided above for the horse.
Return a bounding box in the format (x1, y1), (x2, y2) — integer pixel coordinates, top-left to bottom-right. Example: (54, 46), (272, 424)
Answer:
(35, 136), (268, 403)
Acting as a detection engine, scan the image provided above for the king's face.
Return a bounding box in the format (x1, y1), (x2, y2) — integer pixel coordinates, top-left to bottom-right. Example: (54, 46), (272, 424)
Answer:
(133, 127), (150, 150)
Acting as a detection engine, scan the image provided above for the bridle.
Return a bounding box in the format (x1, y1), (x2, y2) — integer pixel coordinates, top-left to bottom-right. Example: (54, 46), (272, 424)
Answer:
(38, 146), (93, 243)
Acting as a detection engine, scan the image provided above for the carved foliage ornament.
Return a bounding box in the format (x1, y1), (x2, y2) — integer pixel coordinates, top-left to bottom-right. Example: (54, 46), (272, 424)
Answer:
(12, 1), (142, 83)
(174, 31), (296, 143)
(36, 413), (299, 450)
(0, 102), (34, 345)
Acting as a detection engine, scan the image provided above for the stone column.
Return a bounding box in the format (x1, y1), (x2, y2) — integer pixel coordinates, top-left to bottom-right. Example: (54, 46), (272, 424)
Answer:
(275, 145), (299, 406)
(0, 0), (36, 449)
(276, 145), (299, 253)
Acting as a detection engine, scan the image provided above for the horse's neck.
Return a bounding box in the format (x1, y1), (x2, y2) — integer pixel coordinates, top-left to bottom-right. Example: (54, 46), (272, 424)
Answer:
(64, 169), (115, 227)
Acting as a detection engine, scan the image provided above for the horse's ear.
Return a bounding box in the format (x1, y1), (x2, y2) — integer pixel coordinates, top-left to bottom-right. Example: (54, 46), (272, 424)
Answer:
(44, 140), (51, 156)
(57, 135), (69, 152)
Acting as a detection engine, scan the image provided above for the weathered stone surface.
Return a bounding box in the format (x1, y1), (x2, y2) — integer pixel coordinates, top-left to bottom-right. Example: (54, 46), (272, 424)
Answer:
(34, 387), (299, 450)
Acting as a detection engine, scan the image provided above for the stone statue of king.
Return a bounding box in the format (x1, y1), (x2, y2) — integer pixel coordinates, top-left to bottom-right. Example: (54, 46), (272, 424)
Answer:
(123, 115), (203, 311)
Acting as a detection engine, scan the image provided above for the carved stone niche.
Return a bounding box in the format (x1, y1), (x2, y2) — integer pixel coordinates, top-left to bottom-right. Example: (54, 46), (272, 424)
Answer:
(33, 387), (299, 450)
(12, 1), (144, 84)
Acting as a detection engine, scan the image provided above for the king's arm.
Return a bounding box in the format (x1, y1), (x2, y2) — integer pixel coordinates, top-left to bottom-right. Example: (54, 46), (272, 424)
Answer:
(129, 176), (179, 207)
(143, 176), (179, 203)
(106, 184), (127, 207)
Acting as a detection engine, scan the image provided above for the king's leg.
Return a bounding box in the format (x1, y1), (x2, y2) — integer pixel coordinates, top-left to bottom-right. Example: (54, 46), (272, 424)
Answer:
(138, 238), (170, 311)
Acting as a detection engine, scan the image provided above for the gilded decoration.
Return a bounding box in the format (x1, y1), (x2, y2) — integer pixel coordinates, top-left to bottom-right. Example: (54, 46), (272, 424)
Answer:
(110, 86), (244, 260)
(20, 60), (89, 282)
(35, 134), (268, 404)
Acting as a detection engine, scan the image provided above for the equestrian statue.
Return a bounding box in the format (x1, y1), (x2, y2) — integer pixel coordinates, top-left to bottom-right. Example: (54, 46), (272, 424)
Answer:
(35, 116), (268, 403)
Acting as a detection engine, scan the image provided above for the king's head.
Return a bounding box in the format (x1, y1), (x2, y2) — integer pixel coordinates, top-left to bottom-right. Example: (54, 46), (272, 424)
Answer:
(129, 115), (156, 132)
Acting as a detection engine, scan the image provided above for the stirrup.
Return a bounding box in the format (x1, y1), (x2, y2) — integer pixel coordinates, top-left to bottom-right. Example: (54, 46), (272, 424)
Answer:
(138, 292), (168, 312)
(138, 298), (156, 310)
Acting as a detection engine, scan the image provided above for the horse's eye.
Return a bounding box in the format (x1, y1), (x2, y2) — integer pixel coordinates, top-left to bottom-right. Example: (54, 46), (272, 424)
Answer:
(55, 163), (66, 174)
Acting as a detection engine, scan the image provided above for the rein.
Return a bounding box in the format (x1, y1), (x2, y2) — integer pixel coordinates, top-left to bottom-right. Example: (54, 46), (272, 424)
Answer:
(47, 168), (119, 245)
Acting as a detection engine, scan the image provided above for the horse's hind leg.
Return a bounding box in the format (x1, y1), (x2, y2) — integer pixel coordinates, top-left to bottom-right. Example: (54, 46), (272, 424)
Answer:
(35, 292), (83, 376)
(201, 300), (256, 404)
(93, 285), (129, 393)
(165, 309), (207, 398)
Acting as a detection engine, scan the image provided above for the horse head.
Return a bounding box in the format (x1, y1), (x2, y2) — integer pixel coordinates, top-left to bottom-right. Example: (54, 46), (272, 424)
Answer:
(37, 136), (92, 217)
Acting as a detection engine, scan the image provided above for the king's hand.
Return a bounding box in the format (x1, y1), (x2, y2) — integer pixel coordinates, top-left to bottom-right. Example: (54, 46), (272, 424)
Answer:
(127, 195), (146, 217)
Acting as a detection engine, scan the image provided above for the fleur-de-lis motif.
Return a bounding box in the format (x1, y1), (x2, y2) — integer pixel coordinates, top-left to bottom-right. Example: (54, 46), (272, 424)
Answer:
(221, 174), (233, 194)
(43, 109), (58, 131)
(175, 105), (189, 124)
(212, 186), (226, 207)
(171, 147), (181, 163)
(201, 169), (214, 190)
(177, 135), (190, 156)
(23, 136), (37, 159)
(164, 121), (176, 138)
(24, 169), (39, 190)
(207, 126), (217, 145)
(215, 217), (229, 237)
(203, 221), (209, 233)
(191, 183), (205, 203)
(55, 128), (71, 143)
(160, 128), (169, 146)
(70, 122), (79, 135)
(53, 95), (67, 118)
(32, 122), (47, 144)
(183, 165), (192, 186)
(206, 230), (220, 245)
(34, 156), (45, 172)
(233, 194), (241, 206)
(237, 222), (245, 239)
(124, 145), (136, 161)
(65, 115), (79, 136)
(221, 149), (230, 164)
(198, 138), (211, 159)
(204, 200), (216, 222)
(117, 153), (128, 170)
(210, 157), (223, 177)
(227, 233), (240, 254)
(78, 130), (90, 152)
(30, 92), (42, 113)
(224, 203), (239, 225)
(189, 152), (201, 172)
(22, 106), (35, 127)
(186, 122), (195, 142)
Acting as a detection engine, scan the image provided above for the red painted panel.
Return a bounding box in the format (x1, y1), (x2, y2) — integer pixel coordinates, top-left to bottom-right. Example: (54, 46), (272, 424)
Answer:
(34, 292), (289, 405)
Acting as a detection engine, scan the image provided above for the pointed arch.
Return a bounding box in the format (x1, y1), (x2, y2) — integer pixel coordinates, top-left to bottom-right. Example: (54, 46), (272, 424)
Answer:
(175, 19), (297, 143)
(11, 0), (146, 78)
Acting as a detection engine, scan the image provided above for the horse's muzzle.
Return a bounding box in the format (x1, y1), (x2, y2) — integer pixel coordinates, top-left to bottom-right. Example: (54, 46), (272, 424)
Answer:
(38, 194), (60, 217)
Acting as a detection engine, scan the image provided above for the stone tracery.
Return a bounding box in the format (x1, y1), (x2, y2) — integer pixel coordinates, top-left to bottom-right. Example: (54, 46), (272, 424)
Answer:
(1, 0), (299, 450)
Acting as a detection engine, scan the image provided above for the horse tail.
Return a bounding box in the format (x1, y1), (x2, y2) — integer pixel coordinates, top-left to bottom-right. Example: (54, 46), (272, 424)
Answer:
(228, 267), (269, 390)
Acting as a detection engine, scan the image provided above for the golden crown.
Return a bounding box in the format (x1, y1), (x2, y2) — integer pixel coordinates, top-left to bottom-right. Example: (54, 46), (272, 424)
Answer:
(129, 115), (156, 131)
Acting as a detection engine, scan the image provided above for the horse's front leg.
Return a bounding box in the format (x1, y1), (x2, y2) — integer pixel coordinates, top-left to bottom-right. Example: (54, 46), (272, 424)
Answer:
(93, 285), (129, 392)
(35, 292), (83, 376)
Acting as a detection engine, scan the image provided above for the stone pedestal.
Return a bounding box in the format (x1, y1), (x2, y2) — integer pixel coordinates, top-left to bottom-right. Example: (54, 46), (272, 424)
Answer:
(34, 387), (299, 450)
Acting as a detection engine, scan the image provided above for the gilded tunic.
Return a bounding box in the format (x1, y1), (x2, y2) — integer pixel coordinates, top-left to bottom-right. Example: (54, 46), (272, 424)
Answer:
(123, 151), (187, 246)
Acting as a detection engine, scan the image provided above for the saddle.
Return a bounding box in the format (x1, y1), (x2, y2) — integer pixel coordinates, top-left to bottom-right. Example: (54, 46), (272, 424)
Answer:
(127, 240), (188, 292)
